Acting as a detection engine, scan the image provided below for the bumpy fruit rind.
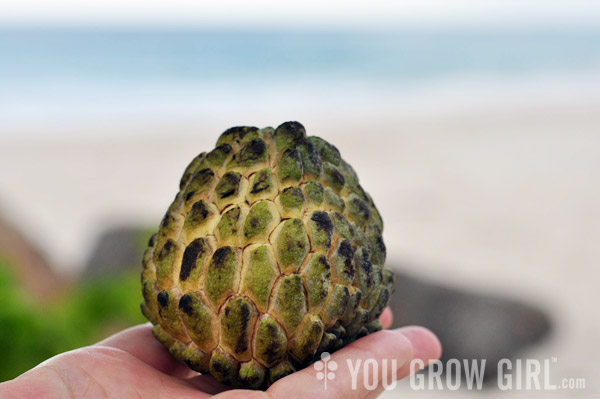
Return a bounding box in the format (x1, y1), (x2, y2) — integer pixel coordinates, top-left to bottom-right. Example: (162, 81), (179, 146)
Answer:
(141, 122), (394, 389)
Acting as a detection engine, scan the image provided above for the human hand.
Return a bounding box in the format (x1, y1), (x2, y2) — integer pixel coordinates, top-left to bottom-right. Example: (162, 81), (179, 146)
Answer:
(0, 308), (440, 398)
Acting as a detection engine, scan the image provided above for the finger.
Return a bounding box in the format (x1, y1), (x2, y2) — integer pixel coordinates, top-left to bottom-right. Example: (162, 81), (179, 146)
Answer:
(379, 307), (393, 329)
(95, 323), (192, 377)
(268, 329), (414, 399)
(395, 326), (442, 378)
(212, 389), (269, 398)
(9, 346), (213, 399)
(212, 389), (269, 399)
(186, 373), (235, 395)
(367, 326), (442, 398)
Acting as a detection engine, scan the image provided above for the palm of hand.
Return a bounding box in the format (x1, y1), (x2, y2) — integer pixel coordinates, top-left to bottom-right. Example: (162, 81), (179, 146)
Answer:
(1, 308), (440, 399)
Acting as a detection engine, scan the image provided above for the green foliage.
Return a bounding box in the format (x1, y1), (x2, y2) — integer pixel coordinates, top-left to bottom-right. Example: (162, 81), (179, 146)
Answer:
(0, 260), (145, 382)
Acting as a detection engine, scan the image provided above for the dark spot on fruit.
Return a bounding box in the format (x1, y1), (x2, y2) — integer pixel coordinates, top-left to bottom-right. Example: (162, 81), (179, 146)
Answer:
(157, 291), (169, 308)
(326, 165), (345, 189)
(235, 303), (251, 353)
(221, 189), (235, 198)
(358, 251), (373, 287)
(251, 184), (266, 193)
(180, 238), (207, 281)
(357, 327), (369, 338)
(351, 197), (370, 222)
(275, 121), (306, 141)
(341, 287), (350, 307)
(184, 168), (216, 201)
(217, 172), (241, 199)
(180, 173), (190, 188)
(239, 139), (266, 162)
(216, 143), (232, 154)
(338, 240), (354, 260)
(157, 240), (174, 261)
(355, 290), (362, 304)
(250, 171), (270, 194)
(212, 359), (223, 372)
(159, 212), (173, 229)
(212, 247), (232, 268)
(197, 168), (215, 180)
(186, 200), (211, 226)
(311, 212), (333, 232)
(178, 294), (194, 315)
(261, 323), (280, 360)
(317, 255), (331, 270)
(207, 144), (233, 166)
(283, 148), (302, 164)
(220, 126), (259, 144)
(375, 235), (386, 259)
(240, 373), (260, 386)
(193, 201), (209, 218)
(302, 139), (322, 170)
(189, 168), (215, 189)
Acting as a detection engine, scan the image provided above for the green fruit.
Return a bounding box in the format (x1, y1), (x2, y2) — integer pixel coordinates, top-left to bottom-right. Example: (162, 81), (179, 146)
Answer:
(141, 122), (393, 389)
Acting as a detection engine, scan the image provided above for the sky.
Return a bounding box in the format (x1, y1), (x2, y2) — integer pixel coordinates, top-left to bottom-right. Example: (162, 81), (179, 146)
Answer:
(1, 0), (600, 29)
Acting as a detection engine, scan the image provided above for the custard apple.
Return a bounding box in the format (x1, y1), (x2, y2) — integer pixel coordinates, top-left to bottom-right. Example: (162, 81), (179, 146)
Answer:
(141, 121), (394, 389)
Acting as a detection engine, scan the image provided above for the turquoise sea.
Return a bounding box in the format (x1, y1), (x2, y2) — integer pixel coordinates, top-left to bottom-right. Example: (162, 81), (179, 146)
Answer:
(0, 28), (599, 131)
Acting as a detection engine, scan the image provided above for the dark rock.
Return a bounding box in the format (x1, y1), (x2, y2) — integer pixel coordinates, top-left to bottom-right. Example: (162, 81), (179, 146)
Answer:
(84, 225), (152, 278)
(389, 268), (552, 383)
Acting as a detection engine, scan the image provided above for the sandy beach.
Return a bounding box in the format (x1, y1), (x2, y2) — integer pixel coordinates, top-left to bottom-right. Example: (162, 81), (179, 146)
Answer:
(1, 94), (599, 396)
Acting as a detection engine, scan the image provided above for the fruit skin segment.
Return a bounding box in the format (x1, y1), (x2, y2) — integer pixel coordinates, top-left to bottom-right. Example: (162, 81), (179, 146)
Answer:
(141, 121), (394, 389)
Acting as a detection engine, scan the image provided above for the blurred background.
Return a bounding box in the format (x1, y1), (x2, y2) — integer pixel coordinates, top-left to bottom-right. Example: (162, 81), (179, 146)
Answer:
(0, 1), (599, 396)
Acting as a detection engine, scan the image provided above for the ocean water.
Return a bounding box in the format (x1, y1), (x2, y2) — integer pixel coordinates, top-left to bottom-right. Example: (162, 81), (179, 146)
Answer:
(1, 28), (599, 132)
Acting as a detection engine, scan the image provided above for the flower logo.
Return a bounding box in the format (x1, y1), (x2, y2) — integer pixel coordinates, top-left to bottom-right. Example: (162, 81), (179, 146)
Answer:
(314, 352), (337, 389)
